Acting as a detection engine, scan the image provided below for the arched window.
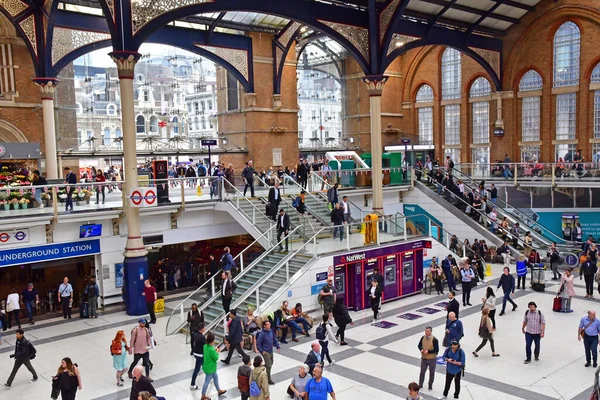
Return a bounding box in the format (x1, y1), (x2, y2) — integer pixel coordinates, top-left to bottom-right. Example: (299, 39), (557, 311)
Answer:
(416, 85), (434, 145)
(553, 22), (580, 87)
(591, 63), (600, 160)
(172, 116), (179, 136)
(208, 100), (213, 110)
(136, 115), (145, 134)
(416, 85), (434, 103)
(519, 70), (543, 162)
(115, 128), (122, 138)
(149, 116), (158, 134)
(441, 48), (461, 100)
(106, 104), (117, 116)
(470, 77), (491, 174)
(103, 128), (111, 145)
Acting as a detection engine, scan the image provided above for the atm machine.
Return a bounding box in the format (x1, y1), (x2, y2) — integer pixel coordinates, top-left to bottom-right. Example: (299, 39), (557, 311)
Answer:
(333, 240), (430, 311)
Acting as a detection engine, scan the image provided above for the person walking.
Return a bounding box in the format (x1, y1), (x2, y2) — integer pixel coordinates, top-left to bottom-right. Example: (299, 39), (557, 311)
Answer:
(481, 287), (496, 329)
(444, 312), (463, 346)
(111, 330), (130, 387)
(442, 255), (457, 292)
(319, 278), (336, 314)
(268, 181), (282, 220)
(472, 308), (499, 358)
(578, 310), (600, 368)
(417, 326), (439, 391)
(141, 280), (157, 324)
(327, 183), (339, 210)
(430, 257), (444, 295)
(64, 167), (76, 212)
(559, 268), (576, 313)
(331, 203), (345, 242)
(127, 319), (152, 380)
(221, 247), (237, 274)
(249, 355), (270, 400)
(580, 256), (598, 299)
(341, 196), (352, 234)
(522, 301), (546, 364)
(369, 279), (382, 323)
(130, 365), (155, 400)
(407, 382), (425, 400)
(277, 209), (290, 252)
(221, 272), (237, 314)
(237, 355), (252, 400)
(369, 267), (384, 288)
(332, 298), (352, 346)
(306, 365), (336, 400)
(95, 169), (106, 204)
(516, 255), (528, 290)
(202, 331), (227, 399)
(459, 259), (474, 306)
(440, 340), (465, 399)
(288, 364), (311, 400)
(497, 267), (517, 316)
(21, 283), (39, 325)
(54, 357), (82, 400)
(316, 313), (338, 366)
(1, 329), (38, 388)
(242, 161), (256, 198)
(58, 277), (74, 320)
(31, 170), (47, 208)
(304, 342), (322, 376)
(190, 324), (206, 390)
(187, 303), (204, 355)
(256, 321), (281, 385)
(548, 243), (561, 280)
(222, 309), (247, 364)
(446, 291), (460, 319)
(5, 288), (21, 329)
(84, 277), (100, 319)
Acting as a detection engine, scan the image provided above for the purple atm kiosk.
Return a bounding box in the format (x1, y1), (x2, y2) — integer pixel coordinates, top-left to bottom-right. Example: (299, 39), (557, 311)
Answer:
(333, 239), (430, 311)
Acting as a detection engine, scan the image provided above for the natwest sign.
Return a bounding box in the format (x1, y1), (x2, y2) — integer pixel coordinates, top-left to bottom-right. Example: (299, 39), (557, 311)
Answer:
(342, 253), (366, 263)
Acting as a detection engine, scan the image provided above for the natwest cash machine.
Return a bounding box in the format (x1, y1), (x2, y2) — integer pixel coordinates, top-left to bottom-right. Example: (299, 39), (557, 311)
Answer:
(333, 239), (431, 310)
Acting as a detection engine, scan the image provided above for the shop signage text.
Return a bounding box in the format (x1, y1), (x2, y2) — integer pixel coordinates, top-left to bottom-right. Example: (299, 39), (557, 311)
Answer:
(0, 239), (101, 268)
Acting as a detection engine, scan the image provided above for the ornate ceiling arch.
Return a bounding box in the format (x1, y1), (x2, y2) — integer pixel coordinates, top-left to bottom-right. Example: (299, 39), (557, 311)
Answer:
(0, 119), (29, 143)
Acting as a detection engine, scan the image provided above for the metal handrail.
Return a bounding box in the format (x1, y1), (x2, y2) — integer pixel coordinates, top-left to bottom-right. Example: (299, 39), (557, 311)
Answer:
(221, 178), (272, 225)
(448, 168), (576, 247)
(310, 171), (372, 222)
(282, 173), (331, 224)
(167, 225), (302, 336)
(164, 224), (278, 336)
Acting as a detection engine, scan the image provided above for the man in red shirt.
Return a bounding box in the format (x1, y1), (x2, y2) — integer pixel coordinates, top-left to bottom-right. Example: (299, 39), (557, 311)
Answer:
(142, 280), (157, 324)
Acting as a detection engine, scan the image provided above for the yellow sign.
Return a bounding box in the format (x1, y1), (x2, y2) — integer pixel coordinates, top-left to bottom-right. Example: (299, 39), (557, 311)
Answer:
(485, 264), (492, 277)
(154, 298), (165, 313)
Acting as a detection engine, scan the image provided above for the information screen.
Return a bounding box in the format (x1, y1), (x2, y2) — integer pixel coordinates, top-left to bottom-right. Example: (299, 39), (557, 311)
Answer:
(79, 224), (102, 238)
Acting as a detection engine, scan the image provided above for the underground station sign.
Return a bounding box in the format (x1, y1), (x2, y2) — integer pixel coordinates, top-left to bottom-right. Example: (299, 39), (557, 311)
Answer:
(129, 187), (158, 208)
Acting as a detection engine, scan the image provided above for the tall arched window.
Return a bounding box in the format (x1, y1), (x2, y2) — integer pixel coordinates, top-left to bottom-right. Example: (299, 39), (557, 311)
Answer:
(103, 128), (111, 146)
(172, 116), (179, 136)
(136, 115), (145, 134)
(470, 77), (491, 175)
(591, 63), (600, 162)
(149, 116), (158, 134)
(416, 85), (434, 145)
(519, 70), (543, 162)
(115, 128), (122, 138)
(441, 48), (462, 163)
(553, 22), (580, 161)
(553, 22), (580, 88)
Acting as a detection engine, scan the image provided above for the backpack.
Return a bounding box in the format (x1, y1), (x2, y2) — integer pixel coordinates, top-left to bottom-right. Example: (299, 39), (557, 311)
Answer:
(292, 196), (301, 208)
(315, 322), (327, 340)
(198, 165), (206, 177)
(110, 340), (122, 356)
(249, 370), (264, 397)
(237, 370), (250, 392)
(28, 341), (37, 360)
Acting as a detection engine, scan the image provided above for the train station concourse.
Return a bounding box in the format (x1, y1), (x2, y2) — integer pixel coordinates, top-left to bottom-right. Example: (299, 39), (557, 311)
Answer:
(0, 0), (600, 399)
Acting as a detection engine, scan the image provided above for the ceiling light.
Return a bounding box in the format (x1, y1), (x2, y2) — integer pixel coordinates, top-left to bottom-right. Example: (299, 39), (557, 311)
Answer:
(300, 26), (307, 33)
(395, 41), (404, 47)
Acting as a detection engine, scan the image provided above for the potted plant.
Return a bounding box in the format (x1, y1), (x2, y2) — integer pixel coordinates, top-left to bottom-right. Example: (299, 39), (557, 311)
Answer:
(58, 189), (67, 201)
(42, 192), (51, 207)
(10, 197), (18, 210)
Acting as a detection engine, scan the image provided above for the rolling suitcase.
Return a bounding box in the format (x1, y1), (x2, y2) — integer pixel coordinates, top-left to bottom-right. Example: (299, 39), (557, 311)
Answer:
(552, 296), (561, 312)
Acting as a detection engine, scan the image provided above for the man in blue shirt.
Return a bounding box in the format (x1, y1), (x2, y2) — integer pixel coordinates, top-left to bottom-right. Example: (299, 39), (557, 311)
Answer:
(306, 365), (336, 400)
(578, 310), (600, 368)
(256, 321), (280, 385)
(442, 255), (457, 292)
(445, 312), (463, 345)
(442, 340), (466, 399)
(220, 247), (237, 274)
(20, 283), (38, 325)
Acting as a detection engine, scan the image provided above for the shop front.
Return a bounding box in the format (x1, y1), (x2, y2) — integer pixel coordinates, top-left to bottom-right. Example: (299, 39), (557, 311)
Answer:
(333, 240), (430, 311)
(0, 239), (101, 315)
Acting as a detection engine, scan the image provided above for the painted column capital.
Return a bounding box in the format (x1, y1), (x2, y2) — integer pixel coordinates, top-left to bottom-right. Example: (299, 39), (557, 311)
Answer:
(33, 78), (59, 98)
(362, 75), (388, 96)
(109, 51), (142, 78)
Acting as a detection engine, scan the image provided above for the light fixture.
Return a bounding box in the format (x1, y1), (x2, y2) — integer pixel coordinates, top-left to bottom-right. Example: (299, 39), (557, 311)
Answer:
(300, 26), (307, 33)
(395, 41), (404, 47)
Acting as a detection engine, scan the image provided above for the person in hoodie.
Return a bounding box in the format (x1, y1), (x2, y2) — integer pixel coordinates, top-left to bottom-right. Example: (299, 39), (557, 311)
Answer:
(318, 313), (338, 367)
(250, 355), (270, 400)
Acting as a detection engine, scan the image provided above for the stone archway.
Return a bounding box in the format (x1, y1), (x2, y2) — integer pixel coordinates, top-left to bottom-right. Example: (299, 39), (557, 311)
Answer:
(0, 119), (29, 143)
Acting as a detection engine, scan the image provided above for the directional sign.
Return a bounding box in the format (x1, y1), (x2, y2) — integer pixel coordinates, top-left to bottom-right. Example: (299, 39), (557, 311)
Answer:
(201, 139), (217, 146)
(129, 188), (158, 208)
(401, 138), (411, 145)
(0, 229), (30, 245)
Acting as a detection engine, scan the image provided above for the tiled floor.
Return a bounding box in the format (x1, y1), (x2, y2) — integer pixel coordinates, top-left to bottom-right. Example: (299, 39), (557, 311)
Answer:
(0, 263), (597, 400)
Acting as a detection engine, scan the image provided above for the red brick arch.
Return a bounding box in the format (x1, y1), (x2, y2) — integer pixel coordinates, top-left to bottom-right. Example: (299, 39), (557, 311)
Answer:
(411, 80), (436, 102)
(464, 73), (493, 98)
(512, 66), (547, 91)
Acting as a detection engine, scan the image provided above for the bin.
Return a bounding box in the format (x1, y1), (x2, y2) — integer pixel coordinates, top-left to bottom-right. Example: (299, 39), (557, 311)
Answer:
(364, 213), (379, 244)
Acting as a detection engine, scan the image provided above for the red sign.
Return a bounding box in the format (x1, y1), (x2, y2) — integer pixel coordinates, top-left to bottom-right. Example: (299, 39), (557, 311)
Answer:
(319, 125), (325, 131)
(130, 190), (143, 206)
(145, 189), (156, 205)
(158, 121), (167, 128)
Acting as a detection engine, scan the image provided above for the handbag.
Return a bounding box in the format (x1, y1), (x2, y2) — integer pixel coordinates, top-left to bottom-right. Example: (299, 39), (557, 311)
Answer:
(6, 301), (14, 313)
(442, 332), (448, 347)
(51, 376), (60, 400)
(581, 319), (595, 339)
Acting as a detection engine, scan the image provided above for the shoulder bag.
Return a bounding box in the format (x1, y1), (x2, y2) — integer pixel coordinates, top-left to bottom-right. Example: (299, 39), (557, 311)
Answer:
(581, 319), (595, 339)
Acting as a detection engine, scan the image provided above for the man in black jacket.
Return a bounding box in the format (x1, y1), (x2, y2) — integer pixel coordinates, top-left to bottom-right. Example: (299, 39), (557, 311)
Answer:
(64, 166), (77, 212)
(130, 365), (155, 400)
(187, 303), (204, 355)
(580, 255), (598, 298)
(2, 329), (38, 388)
(370, 267), (384, 288)
(268, 181), (282, 220)
(190, 324), (206, 390)
(304, 342), (323, 375)
(242, 161), (256, 197)
(297, 160), (309, 189)
(497, 266), (517, 316)
(331, 203), (345, 241)
(221, 309), (247, 364)
(221, 272), (237, 314)
(277, 209), (290, 252)
(446, 290), (460, 319)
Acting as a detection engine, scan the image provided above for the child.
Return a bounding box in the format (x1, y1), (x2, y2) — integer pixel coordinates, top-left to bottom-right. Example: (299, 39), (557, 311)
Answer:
(237, 354), (252, 400)
(406, 381), (424, 400)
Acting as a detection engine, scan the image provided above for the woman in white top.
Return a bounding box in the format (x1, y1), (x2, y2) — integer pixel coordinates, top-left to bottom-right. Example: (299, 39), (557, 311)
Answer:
(318, 313), (338, 366)
(6, 287), (21, 329)
(481, 287), (496, 329)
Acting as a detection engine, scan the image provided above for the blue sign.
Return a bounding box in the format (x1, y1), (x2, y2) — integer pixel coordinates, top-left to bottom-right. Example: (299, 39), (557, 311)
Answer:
(436, 356), (447, 365)
(372, 320), (398, 329)
(398, 313), (422, 320)
(416, 307), (441, 315)
(316, 272), (328, 282)
(311, 284), (325, 295)
(423, 259), (432, 269)
(115, 263), (124, 288)
(434, 302), (449, 308)
(0, 239), (101, 268)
